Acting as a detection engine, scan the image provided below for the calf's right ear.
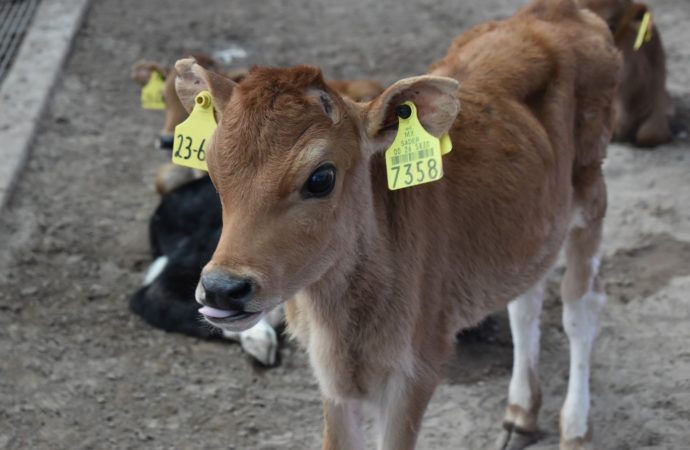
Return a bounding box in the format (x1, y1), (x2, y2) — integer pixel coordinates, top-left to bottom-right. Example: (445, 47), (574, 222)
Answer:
(174, 58), (237, 118)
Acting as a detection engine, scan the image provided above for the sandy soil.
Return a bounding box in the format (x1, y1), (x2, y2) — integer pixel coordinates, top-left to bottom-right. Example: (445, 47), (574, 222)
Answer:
(1, 0), (689, 449)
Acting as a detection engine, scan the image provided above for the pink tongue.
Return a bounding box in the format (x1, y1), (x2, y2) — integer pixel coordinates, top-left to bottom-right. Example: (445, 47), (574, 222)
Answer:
(199, 306), (235, 319)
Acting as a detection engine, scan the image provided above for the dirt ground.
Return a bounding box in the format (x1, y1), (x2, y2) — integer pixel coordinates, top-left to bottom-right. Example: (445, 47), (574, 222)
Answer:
(1, 0), (689, 449)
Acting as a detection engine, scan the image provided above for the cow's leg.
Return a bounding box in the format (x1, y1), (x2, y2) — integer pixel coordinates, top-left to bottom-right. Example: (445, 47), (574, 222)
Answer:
(635, 109), (672, 147)
(498, 282), (545, 450)
(559, 204), (606, 450)
(322, 398), (365, 450)
(374, 370), (439, 450)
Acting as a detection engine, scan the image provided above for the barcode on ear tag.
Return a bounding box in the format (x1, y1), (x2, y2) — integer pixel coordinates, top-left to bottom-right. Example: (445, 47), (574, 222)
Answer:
(172, 91), (216, 171)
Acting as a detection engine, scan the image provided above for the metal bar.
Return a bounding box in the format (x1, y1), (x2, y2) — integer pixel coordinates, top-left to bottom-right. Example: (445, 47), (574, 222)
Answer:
(0, 0), (40, 83)
(0, 1), (25, 52)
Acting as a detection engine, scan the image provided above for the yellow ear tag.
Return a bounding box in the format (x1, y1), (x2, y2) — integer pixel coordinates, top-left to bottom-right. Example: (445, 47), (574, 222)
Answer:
(385, 101), (447, 190)
(171, 91), (216, 171)
(644, 14), (653, 43)
(440, 132), (453, 155)
(141, 71), (166, 110)
(634, 11), (652, 51)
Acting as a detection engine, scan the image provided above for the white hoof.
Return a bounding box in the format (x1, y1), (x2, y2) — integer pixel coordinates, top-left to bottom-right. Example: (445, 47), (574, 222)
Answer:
(239, 318), (278, 366)
(265, 304), (285, 328)
(221, 329), (241, 341)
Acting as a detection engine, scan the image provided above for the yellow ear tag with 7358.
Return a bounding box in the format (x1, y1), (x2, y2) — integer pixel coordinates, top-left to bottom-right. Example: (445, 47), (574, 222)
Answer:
(172, 91), (216, 171)
(385, 101), (452, 190)
(141, 71), (166, 110)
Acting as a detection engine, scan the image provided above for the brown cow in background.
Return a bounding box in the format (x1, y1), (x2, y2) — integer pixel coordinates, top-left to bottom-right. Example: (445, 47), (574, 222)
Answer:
(579, 0), (674, 147)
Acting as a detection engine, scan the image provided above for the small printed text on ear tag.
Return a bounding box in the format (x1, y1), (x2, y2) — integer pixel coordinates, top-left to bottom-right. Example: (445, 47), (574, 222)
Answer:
(172, 91), (216, 171)
(141, 71), (166, 110)
(634, 11), (653, 51)
(385, 101), (447, 190)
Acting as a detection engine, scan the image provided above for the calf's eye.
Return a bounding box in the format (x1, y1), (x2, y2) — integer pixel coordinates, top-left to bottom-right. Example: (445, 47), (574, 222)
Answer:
(302, 163), (336, 198)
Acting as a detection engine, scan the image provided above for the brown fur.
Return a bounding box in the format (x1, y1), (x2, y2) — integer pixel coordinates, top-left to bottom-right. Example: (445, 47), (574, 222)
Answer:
(578, 0), (674, 147)
(177, 0), (619, 448)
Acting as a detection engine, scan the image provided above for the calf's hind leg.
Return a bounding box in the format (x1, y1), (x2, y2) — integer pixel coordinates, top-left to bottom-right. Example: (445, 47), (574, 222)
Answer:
(499, 282), (545, 450)
(559, 182), (606, 450)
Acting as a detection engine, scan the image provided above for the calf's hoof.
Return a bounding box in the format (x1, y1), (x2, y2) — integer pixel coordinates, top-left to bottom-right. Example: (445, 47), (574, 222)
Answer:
(560, 411), (593, 450)
(560, 436), (593, 450)
(635, 117), (672, 148)
(496, 426), (539, 450)
(239, 319), (278, 366)
(498, 404), (540, 450)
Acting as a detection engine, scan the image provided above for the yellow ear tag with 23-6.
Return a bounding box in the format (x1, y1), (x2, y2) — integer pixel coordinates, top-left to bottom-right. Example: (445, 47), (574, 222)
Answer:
(141, 71), (166, 110)
(172, 91), (216, 171)
(385, 101), (449, 190)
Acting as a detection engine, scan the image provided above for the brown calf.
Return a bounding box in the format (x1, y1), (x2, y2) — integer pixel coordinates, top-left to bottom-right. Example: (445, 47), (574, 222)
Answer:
(578, 0), (673, 147)
(175, 0), (619, 448)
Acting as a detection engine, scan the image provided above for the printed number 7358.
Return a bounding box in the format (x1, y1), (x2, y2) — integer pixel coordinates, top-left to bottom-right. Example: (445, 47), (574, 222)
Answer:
(391, 158), (439, 188)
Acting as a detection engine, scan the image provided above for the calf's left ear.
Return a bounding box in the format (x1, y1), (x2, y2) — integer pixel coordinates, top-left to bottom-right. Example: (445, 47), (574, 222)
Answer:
(363, 76), (459, 153)
(174, 58), (237, 118)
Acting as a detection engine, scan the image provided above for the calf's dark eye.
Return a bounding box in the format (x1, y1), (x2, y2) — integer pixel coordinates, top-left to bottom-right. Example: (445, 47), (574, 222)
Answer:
(302, 163), (337, 198)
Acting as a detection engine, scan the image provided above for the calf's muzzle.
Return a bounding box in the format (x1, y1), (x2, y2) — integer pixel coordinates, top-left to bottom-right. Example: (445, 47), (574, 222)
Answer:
(200, 269), (257, 312)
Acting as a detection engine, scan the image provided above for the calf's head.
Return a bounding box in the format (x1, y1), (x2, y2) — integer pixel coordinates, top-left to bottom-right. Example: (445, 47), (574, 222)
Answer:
(577, 0), (649, 46)
(175, 58), (459, 332)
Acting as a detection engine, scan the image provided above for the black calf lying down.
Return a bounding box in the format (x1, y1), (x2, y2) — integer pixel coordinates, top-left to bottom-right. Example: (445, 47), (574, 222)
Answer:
(129, 177), (283, 365)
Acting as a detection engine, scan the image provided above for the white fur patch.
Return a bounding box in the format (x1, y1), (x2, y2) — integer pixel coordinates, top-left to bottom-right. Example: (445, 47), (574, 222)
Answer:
(308, 320), (341, 400)
(561, 280), (605, 440)
(569, 207), (587, 230)
(375, 370), (410, 450)
(507, 282), (544, 411)
(221, 318), (279, 366)
(212, 45), (247, 64)
(221, 329), (241, 341)
(265, 304), (285, 328)
(239, 317), (279, 366)
(323, 399), (366, 450)
(194, 280), (205, 305)
(143, 256), (168, 286)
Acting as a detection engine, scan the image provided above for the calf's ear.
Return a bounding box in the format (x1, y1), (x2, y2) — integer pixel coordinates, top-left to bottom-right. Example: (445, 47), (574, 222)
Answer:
(131, 59), (167, 86)
(363, 76), (459, 153)
(174, 57), (237, 118)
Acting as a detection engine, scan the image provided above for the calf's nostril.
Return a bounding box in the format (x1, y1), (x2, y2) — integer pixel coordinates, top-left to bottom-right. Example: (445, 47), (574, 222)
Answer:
(229, 279), (253, 300)
(201, 273), (256, 310)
